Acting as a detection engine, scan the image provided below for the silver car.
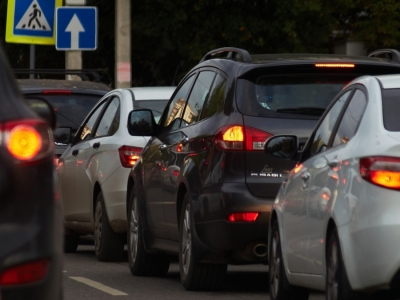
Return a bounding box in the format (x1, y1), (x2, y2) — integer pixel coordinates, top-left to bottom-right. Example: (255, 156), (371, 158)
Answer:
(265, 74), (400, 300)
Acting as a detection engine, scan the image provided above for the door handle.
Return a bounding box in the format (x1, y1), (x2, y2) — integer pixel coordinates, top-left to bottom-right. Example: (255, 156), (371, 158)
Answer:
(301, 171), (310, 181)
(329, 159), (339, 168)
(180, 137), (189, 145)
(72, 149), (79, 157)
(159, 144), (167, 152)
(93, 142), (100, 149)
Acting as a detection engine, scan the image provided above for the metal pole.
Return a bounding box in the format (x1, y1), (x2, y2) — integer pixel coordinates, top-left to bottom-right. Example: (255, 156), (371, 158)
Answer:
(29, 45), (35, 79)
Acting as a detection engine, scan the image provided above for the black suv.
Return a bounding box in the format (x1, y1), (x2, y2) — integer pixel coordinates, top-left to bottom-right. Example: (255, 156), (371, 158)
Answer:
(126, 47), (400, 290)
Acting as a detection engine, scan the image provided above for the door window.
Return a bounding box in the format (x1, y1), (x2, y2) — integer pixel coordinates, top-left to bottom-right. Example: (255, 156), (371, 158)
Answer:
(332, 89), (367, 147)
(200, 74), (227, 120)
(161, 75), (195, 132)
(182, 71), (216, 126)
(95, 97), (120, 137)
(310, 91), (351, 155)
(77, 101), (107, 142)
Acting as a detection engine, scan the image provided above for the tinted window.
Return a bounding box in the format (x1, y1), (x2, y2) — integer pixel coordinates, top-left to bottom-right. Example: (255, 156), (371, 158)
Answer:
(382, 88), (400, 131)
(332, 89), (367, 147)
(183, 71), (215, 126)
(95, 97), (120, 137)
(310, 91), (351, 155)
(133, 100), (169, 123)
(162, 75), (195, 131)
(201, 74), (227, 120)
(78, 101), (106, 142)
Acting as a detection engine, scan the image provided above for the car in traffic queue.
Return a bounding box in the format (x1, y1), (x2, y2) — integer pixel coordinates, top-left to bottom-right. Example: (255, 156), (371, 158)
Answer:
(17, 78), (110, 164)
(57, 86), (175, 261)
(0, 46), (63, 300)
(125, 47), (400, 291)
(266, 74), (400, 300)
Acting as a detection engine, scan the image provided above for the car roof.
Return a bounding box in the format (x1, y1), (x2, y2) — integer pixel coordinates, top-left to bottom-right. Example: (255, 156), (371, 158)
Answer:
(127, 86), (176, 100)
(375, 74), (400, 89)
(17, 79), (111, 95)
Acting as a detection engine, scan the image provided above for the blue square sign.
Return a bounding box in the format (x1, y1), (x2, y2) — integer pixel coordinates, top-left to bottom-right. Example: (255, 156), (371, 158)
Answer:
(56, 7), (97, 50)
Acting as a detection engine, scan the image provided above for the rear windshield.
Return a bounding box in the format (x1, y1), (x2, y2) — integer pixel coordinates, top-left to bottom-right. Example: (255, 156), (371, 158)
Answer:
(237, 73), (354, 119)
(31, 93), (102, 129)
(382, 88), (400, 131)
(132, 100), (168, 123)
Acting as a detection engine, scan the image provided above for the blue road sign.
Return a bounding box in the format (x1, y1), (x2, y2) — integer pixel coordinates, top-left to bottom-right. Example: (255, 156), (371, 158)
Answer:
(6, 0), (62, 45)
(56, 7), (97, 51)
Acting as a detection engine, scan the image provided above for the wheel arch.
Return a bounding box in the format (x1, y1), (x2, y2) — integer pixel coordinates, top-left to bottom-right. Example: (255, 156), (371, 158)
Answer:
(93, 182), (102, 219)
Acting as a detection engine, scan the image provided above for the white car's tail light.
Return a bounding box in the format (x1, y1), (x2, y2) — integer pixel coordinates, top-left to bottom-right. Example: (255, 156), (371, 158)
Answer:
(118, 145), (142, 168)
(360, 156), (400, 189)
(215, 125), (272, 151)
(2, 119), (52, 163)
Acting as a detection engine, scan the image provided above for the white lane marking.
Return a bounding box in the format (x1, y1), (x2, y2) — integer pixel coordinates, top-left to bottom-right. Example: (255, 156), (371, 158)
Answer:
(70, 276), (128, 296)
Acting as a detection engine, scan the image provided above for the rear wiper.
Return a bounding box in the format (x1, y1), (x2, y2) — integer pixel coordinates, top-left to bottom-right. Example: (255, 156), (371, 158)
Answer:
(276, 107), (326, 116)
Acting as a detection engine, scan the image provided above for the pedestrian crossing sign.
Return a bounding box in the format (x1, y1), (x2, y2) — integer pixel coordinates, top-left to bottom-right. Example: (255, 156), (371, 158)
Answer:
(6, 0), (63, 45)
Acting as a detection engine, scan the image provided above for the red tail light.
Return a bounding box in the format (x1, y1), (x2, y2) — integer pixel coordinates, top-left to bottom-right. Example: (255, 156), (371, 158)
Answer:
(215, 125), (272, 151)
(315, 63), (355, 68)
(118, 145), (142, 168)
(42, 89), (72, 95)
(2, 119), (52, 163)
(228, 212), (259, 222)
(360, 157), (400, 189)
(0, 259), (49, 286)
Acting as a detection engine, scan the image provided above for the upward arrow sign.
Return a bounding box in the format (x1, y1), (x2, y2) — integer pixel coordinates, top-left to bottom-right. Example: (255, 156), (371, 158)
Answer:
(65, 14), (85, 49)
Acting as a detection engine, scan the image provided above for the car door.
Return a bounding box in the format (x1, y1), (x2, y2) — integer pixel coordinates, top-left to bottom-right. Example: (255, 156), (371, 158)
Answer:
(60, 99), (107, 222)
(142, 75), (196, 238)
(282, 90), (351, 274)
(307, 87), (367, 275)
(161, 70), (217, 241)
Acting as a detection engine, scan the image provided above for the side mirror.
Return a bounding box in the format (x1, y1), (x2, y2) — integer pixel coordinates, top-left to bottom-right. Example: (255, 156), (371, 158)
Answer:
(127, 109), (156, 136)
(54, 127), (72, 145)
(24, 98), (57, 130)
(264, 135), (298, 159)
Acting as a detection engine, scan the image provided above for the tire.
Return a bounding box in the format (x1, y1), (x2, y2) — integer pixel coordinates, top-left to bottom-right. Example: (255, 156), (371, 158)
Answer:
(64, 233), (79, 253)
(269, 220), (309, 300)
(179, 192), (227, 291)
(127, 187), (170, 276)
(94, 191), (125, 262)
(326, 229), (368, 300)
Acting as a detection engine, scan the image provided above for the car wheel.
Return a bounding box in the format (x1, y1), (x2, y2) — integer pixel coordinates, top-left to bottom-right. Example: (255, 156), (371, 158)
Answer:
(269, 220), (309, 300)
(127, 188), (170, 276)
(179, 192), (227, 291)
(64, 233), (79, 253)
(326, 229), (367, 300)
(94, 191), (124, 262)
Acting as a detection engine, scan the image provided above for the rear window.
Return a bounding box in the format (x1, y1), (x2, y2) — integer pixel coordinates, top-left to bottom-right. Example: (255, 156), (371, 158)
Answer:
(237, 73), (354, 119)
(382, 88), (400, 131)
(32, 94), (102, 129)
(132, 100), (168, 123)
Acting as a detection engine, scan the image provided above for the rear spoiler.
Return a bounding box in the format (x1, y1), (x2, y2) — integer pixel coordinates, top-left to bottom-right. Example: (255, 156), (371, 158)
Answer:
(13, 69), (106, 82)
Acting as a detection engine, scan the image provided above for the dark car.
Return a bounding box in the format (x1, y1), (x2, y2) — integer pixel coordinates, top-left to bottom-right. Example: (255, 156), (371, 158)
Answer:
(125, 47), (400, 290)
(0, 47), (62, 299)
(17, 78), (110, 163)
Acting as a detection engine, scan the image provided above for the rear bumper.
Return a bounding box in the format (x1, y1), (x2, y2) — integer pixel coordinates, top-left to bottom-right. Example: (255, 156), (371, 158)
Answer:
(192, 182), (273, 263)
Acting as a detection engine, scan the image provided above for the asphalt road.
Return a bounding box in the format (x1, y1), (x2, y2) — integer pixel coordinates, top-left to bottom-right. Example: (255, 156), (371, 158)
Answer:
(63, 244), (325, 300)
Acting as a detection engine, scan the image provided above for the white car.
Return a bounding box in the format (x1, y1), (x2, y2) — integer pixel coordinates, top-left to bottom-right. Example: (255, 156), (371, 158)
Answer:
(265, 74), (400, 300)
(57, 86), (175, 261)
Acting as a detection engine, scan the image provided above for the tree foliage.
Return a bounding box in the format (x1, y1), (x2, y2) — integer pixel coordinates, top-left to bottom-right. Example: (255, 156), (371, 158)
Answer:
(1, 0), (400, 87)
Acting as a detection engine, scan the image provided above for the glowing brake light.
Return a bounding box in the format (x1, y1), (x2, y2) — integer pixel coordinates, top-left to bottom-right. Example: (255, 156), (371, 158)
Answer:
(228, 212), (259, 222)
(315, 63), (355, 68)
(215, 125), (272, 151)
(3, 119), (51, 162)
(0, 259), (49, 285)
(41, 89), (72, 95)
(118, 145), (142, 168)
(360, 157), (400, 189)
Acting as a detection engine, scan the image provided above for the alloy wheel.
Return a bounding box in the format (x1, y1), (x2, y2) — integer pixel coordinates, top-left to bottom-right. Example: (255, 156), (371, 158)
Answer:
(94, 200), (102, 252)
(327, 240), (339, 300)
(270, 230), (281, 298)
(181, 204), (192, 275)
(129, 196), (139, 263)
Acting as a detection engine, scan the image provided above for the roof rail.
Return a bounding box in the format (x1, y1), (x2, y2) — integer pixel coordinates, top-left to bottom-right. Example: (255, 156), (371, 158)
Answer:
(199, 47), (252, 63)
(13, 69), (105, 82)
(368, 49), (400, 63)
